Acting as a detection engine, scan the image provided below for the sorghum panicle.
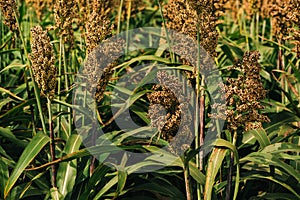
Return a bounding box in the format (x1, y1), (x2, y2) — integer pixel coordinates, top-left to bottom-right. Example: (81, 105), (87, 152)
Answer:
(29, 26), (56, 99)
(85, 0), (113, 54)
(223, 51), (270, 131)
(0, 0), (19, 32)
(163, 0), (227, 72)
(84, 38), (125, 102)
(54, 0), (76, 44)
(147, 71), (193, 155)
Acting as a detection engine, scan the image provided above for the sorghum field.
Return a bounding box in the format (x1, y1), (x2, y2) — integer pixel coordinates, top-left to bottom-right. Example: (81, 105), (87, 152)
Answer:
(0, 0), (300, 199)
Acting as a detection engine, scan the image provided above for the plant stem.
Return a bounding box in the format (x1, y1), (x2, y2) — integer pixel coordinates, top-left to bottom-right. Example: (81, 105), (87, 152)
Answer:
(199, 76), (205, 171)
(89, 121), (97, 175)
(225, 130), (237, 200)
(117, 0), (124, 34)
(62, 38), (72, 137)
(57, 37), (62, 138)
(47, 97), (57, 188)
(182, 156), (192, 200)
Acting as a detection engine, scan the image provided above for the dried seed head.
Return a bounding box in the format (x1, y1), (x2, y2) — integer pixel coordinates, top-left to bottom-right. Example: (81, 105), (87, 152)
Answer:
(291, 29), (300, 58)
(163, 0), (227, 81)
(54, 0), (76, 44)
(0, 0), (19, 32)
(29, 26), (56, 99)
(76, 0), (111, 33)
(85, 0), (113, 54)
(147, 71), (193, 155)
(163, 0), (198, 39)
(223, 51), (270, 131)
(84, 38), (125, 102)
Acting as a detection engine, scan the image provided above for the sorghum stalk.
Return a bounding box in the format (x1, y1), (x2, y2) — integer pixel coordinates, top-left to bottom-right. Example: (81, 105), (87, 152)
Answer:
(117, 0), (125, 34)
(182, 154), (192, 200)
(84, 0), (121, 174)
(47, 97), (57, 187)
(29, 25), (57, 187)
(223, 51), (270, 199)
(225, 130), (237, 200)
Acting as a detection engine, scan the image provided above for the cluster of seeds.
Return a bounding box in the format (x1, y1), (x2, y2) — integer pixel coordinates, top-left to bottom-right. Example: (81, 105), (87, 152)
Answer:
(222, 51), (270, 131)
(147, 71), (193, 155)
(29, 26), (56, 99)
(0, 0), (18, 32)
(85, 0), (113, 54)
(54, 0), (77, 44)
(84, 38), (125, 102)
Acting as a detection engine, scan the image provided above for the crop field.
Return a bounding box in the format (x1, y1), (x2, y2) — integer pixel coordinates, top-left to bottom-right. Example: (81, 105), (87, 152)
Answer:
(0, 0), (300, 199)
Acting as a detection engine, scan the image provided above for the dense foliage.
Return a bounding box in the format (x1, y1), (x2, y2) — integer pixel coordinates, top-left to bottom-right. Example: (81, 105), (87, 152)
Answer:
(0, 0), (299, 199)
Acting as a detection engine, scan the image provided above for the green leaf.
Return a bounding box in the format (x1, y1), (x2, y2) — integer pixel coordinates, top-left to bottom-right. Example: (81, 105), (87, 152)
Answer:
(240, 152), (300, 183)
(115, 170), (127, 198)
(4, 133), (50, 198)
(262, 143), (300, 154)
(0, 63), (26, 74)
(50, 187), (63, 200)
(213, 139), (238, 162)
(189, 162), (205, 185)
(0, 99), (35, 120)
(57, 134), (82, 198)
(258, 192), (300, 200)
(220, 44), (235, 62)
(79, 164), (112, 199)
(0, 127), (27, 148)
(241, 174), (300, 198)
(19, 171), (47, 199)
(133, 181), (185, 199)
(247, 128), (271, 149)
(0, 158), (9, 199)
(204, 148), (227, 200)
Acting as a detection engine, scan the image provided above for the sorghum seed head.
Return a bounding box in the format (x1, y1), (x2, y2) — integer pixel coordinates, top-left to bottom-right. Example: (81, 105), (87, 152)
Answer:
(54, 0), (76, 44)
(29, 25), (56, 99)
(84, 38), (125, 102)
(224, 51), (270, 131)
(0, 0), (19, 32)
(148, 71), (193, 154)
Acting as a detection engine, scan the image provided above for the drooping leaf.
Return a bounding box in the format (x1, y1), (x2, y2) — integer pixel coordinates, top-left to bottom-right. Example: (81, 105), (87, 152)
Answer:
(247, 128), (271, 149)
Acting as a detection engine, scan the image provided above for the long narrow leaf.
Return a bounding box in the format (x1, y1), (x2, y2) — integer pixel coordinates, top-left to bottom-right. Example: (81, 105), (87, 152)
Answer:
(4, 133), (50, 198)
(57, 134), (82, 198)
(204, 148), (227, 200)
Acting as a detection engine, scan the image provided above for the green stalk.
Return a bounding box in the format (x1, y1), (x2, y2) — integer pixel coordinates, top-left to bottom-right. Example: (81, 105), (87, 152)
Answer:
(125, 0), (132, 55)
(225, 130), (237, 200)
(157, 0), (175, 62)
(47, 97), (57, 188)
(256, 12), (259, 43)
(196, 13), (203, 200)
(57, 37), (62, 138)
(62, 39), (72, 137)
(117, 0), (124, 34)
(182, 155), (192, 200)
